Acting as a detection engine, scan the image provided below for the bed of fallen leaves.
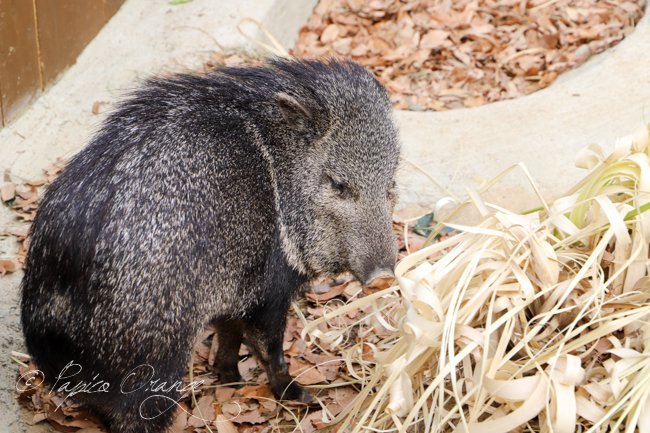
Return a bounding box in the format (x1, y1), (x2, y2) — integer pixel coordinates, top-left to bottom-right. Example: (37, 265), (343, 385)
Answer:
(294, 0), (647, 110)
(5, 161), (457, 432)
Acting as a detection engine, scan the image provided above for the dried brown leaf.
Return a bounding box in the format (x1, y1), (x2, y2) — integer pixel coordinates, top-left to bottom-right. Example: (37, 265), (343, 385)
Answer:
(1, 183), (16, 202)
(25, 179), (46, 187)
(239, 384), (272, 399)
(289, 357), (327, 385)
(91, 101), (109, 115)
(167, 411), (187, 433)
(0, 259), (21, 274)
(215, 386), (236, 402)
(420, 29), (450, 49)
(189, 395), (216, 427)
(321, 24), (341, 44)
(230, 407), (267, 424)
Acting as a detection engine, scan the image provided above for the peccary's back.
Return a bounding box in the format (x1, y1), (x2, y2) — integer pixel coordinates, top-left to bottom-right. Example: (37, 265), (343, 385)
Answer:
(21, 74), (281, 379)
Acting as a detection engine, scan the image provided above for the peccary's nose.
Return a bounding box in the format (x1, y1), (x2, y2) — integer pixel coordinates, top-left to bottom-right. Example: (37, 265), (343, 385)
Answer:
(363, 266), (395, 287)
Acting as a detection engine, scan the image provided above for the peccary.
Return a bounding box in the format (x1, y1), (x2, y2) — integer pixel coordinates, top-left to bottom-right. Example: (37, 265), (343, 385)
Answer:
(20, 57), (400, 433)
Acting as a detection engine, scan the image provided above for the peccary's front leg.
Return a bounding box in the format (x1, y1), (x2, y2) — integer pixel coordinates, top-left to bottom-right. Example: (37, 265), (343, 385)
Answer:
(244, 319), (312, 403)
(214, 320), (244, 385)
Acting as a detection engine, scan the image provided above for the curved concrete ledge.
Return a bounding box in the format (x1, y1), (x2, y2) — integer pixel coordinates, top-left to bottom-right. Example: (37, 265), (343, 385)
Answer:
(395, 12), (650, 215)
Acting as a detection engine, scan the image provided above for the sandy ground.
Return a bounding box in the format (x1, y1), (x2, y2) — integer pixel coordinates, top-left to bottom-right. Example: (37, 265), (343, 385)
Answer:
(1, 0), (649, 430)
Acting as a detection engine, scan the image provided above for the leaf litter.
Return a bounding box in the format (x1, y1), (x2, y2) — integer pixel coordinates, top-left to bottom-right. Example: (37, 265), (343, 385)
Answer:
(291, 0), (646, 111)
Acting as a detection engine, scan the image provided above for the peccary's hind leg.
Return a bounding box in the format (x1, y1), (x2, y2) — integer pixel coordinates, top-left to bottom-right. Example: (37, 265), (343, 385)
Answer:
(88, 372), (185, 433)
(214, 319), (244, 385)
(244, 318), (312, 403)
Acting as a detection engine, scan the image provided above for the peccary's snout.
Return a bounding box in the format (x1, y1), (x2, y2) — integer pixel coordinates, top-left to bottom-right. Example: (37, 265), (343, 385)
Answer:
(352, 212), (398, 287)
(359, 248), (397, 287)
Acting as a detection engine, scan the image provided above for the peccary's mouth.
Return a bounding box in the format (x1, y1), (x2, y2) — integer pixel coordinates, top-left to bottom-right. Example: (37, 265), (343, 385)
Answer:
(309, 266), (395, 289)
(361, 266), (395, 287)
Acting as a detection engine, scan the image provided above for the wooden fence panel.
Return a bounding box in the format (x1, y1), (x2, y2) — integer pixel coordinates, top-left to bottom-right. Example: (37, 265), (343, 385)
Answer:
(0, 0), (126, 129)
(34, 0), (104, 86)
(104, 0), (125, 21)
(0, 0), (41, 127)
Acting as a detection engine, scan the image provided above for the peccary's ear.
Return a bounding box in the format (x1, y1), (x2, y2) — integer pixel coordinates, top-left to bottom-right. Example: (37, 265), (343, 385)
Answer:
(277, 93), (312, 131)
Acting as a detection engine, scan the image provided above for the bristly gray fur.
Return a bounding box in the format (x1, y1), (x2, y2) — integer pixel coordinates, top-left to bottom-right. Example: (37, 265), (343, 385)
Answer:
(20, 57), (401, 433)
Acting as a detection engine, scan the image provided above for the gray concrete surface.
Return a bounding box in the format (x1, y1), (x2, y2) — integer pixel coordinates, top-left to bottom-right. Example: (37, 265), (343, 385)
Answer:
(1, 0), (649, 430)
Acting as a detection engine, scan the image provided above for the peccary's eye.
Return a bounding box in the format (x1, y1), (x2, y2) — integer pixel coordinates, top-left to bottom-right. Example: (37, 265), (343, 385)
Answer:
(325, 175), (347, 198)
(331, 179), (346, 195)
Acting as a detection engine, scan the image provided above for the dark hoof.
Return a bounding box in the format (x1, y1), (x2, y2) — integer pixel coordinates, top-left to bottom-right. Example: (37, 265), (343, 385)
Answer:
(276, 381), (312, 403)
(296, 389), (313, 404)
(218, 368), (242, 386)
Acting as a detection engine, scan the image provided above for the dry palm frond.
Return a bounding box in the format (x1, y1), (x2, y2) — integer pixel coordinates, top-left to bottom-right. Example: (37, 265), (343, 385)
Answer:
(302, 124), (650, 433)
